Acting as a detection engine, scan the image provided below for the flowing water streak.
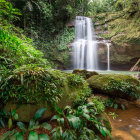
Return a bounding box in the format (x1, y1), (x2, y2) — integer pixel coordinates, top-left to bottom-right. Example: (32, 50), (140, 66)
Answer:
(73, 16), (98, 70)
(106, 43), (110, 71)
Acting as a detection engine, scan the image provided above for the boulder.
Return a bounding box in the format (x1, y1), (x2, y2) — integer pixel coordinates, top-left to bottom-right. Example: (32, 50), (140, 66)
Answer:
(3, 65), (91, 122)
(87, 74), (140, 100)
(73, 69), (98, 79)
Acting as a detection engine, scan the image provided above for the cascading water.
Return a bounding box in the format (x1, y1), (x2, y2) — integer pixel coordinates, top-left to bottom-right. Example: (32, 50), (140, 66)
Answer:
(106, 43), (110, 71)
(73, 16), (98, 70)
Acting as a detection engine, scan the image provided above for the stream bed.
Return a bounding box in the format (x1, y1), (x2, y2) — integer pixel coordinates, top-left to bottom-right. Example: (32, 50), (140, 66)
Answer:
(106, 105), (140, 140)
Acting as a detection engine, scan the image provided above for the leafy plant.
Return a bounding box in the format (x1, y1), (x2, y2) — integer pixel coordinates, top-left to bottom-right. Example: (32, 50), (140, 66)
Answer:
(0, 108), (7, 128)
(109, 112), (118, 120)
(104, 98), (126, 110)
(104, 79), (139, 99)
(51, 103), (112, 140)
(1, 108), (51, 140)
(8, 109), (18, 129)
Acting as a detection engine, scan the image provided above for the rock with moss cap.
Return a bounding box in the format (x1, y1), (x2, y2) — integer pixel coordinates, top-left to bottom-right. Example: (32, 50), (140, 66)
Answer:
(3, 65), (91, 122)
(73, 69), (98, 79)
(87, 74), (140, 101)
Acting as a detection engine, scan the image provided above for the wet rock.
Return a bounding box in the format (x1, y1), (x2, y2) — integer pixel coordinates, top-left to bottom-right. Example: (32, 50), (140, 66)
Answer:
(73, 69), (98, 79)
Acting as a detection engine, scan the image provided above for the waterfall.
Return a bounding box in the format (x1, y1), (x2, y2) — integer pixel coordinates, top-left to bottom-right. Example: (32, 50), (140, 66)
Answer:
(73, 16), (98, 70)
(106, 43), (110, 71)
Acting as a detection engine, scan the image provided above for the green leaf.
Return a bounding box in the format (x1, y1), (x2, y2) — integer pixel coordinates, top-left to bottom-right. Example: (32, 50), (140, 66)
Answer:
(17, 122), (26, 131)
(9, 134), (16, 140)
(8, 118), (12, 129)
(11, 109), (16, 116)
(28, 119), (36, 130)
(82, 113), (91, 120)
(121, 104), (125, 110)
(86, 102), (94, 107)
(0, 119), (5, 128)
(41, 122), (52, 130)
(1, 131), (14, 140)
(33, 108), (46, 121)
(16, 132), (24, 140)
(67, 115), (81, 129)
(100, 127), (106, 138)
(28, 131), (38, 140)
(114, 104), (118, 109)
(13, 113), (18, 120)
(53, 104), (63, 115)
(51, 115), (61, 121)
(38, 134), (49, 140)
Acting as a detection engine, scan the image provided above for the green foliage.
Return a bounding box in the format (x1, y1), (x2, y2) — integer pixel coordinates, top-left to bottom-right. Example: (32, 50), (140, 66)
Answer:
(92, 97), (105, 113)
(0, 0), (21, 23)
(8, 109), (18, 129)
(0, 108), (7, 128)
(0, 65), (91, 104)
(0, 27), (49, 70)
(108, 112), (118, 120)
(89, 0), (119, 16)
(1, 108), (51, 140)
(104, 80), (139, 99)
(33, 108), (46, 121)
(34, 27), (74, 68)
(12, 0), (89, 32)
(87, 74), (140, 100)
(0, 65), (64, 103)
(67, 73), (91, 106)
(104, 98), (126, 110)
(51, 102), (112, 140)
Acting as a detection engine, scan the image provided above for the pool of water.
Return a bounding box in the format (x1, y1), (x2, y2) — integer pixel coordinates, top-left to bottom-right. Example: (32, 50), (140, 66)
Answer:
(106, 105), (140, 140)
(64, 70), (140, 75)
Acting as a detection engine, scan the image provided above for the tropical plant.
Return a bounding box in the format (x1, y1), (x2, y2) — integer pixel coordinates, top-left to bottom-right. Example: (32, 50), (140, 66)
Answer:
(104, 98), (126, 110)
(1, 108), (51, 140)
(7, 109), (18, 129)
(104, 79), (139, 99)
(108, 112), (118, 120)
(0, 108), (7, 128)
(51, 103), (112, 140)
(0, 0), (21, 22)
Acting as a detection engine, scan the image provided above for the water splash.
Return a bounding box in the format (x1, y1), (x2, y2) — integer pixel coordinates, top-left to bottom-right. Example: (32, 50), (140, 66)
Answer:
(73, 16), (98, 70)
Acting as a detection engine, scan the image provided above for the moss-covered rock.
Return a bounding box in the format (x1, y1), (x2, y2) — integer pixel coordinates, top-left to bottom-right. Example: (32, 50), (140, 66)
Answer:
(87, 74), (140, 100)
(94, 11), (140, 68)
(73, 69), (98, 79)
(2, 65), (91, 122)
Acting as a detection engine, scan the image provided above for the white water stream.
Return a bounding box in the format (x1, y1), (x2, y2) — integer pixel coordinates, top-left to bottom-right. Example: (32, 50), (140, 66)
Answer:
(73, 16), (98, 70)
(106, 43), (110, 71)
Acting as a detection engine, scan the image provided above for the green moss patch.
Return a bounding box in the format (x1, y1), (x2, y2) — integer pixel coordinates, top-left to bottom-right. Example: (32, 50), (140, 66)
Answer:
(1, 65), (91, 104)
(73, 69), (98, 79)
(87, 74), (140, 100)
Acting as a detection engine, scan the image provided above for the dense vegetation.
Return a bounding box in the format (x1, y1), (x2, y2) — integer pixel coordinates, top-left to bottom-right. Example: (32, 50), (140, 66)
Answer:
(0, 0), (140, 139)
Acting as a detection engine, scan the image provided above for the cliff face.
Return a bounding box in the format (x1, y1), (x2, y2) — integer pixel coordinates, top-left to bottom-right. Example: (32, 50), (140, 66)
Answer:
(94, 11), (140, 70)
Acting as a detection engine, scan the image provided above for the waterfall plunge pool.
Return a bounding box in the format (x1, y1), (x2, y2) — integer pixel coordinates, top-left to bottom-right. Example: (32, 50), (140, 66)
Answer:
(63, 70), (140, 75)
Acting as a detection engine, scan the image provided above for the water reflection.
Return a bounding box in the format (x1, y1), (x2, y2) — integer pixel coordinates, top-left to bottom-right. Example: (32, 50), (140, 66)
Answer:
(106, 105), (140, 140)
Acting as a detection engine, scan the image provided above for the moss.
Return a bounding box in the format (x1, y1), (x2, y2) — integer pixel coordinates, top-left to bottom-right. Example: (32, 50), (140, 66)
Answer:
(87, 74), (140, 100)
(73, 69), (98, 80)
(1, 65), (91, 104)
(94, 12), (140, 46)
(3, 65), (91, 122)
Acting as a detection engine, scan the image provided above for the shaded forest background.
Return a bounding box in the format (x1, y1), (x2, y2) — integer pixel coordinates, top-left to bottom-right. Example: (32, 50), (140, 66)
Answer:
(0, 0), (140, 72)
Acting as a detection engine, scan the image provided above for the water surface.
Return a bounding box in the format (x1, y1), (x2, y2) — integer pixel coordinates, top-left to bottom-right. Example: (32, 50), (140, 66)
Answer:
(106, 105), (140, 140)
